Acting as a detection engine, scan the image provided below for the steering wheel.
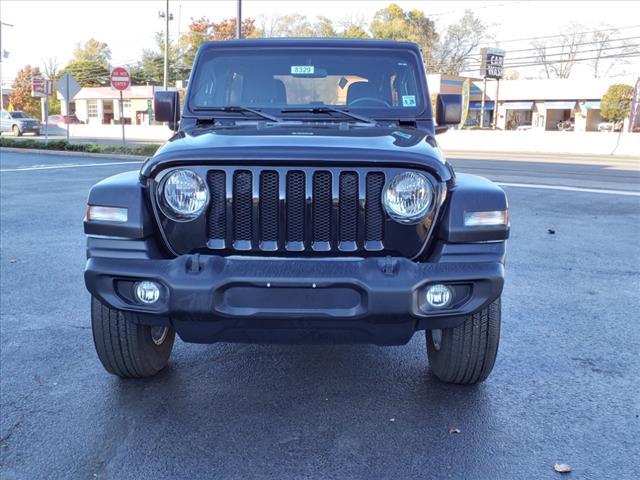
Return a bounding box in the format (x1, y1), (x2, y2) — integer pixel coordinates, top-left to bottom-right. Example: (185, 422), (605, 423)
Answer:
(348, 97), (391, 108)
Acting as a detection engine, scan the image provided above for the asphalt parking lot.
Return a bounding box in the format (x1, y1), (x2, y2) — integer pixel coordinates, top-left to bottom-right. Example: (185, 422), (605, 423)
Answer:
(1, 149), (639, 479)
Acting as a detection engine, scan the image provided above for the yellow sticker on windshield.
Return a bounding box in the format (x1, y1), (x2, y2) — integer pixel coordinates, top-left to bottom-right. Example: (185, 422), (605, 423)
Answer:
(291, 66), (315, 75)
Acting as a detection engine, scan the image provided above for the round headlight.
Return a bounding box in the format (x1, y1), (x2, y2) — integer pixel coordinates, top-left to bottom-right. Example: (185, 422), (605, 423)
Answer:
(160, 169), (209, 220)
(383, 172), (433, 224)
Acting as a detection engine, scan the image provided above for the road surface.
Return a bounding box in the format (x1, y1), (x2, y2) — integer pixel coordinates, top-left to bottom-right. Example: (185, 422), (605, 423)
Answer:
(1, 149), (639, 479)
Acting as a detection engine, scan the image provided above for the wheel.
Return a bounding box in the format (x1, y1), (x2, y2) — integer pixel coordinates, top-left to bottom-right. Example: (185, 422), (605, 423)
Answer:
(426, 297), (501, 385)
(13, 125), (21, 136)
(91, 297), (175, 378)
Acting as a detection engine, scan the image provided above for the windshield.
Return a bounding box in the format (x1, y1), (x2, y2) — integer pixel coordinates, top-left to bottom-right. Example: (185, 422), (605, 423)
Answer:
(11, 112), (28, 118)
(189, 48), (426, 118)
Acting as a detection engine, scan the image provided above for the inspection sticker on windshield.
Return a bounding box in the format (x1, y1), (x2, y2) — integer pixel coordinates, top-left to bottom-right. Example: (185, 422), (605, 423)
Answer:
(291, 65), (315, 75)
(402, 95), (417, 107)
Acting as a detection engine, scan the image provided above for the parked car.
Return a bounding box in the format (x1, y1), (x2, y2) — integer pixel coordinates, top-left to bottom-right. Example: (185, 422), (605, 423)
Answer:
(84, 39), (509, 385)
(0, 110), (41, 136)
(47, 114), (81, 125)
(597, 121), (623, 132)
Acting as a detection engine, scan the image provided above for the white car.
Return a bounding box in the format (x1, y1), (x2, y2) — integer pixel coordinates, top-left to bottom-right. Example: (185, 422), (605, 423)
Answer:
(598, 121), (622, 132)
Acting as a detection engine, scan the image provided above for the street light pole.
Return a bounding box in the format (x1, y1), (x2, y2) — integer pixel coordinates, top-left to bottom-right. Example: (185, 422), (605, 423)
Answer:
(236, 0), (242, 39)
(163, 0), (169, 91)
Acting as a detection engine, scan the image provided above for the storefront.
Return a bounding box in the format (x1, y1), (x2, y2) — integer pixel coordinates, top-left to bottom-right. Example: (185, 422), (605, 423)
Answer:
(580, 101), (603, 131)
(543, 101), (577, 131)
(466, 100), (495, 127)
(501, 102), (534, 130)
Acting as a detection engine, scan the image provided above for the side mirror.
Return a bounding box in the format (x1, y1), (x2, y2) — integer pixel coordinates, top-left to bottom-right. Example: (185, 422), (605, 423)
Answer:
(435, 94), (462, 133)
(154, 91), (180, 131)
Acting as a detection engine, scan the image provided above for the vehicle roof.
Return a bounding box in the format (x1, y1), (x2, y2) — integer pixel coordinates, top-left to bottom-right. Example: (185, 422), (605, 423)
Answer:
(201, 37), (421, 52)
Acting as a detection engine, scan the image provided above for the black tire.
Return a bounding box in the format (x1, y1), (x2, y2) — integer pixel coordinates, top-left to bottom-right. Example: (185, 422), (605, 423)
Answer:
(426, 297), (501, 385)
(91, 297), (175, 378)
(13, 125), (21, 136)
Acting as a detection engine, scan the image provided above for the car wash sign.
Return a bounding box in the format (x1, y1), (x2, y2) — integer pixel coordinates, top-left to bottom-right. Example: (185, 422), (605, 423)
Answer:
(480, 48), (506, 79)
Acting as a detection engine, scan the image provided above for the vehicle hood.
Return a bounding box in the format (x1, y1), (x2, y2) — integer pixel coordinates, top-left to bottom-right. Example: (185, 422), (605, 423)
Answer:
(143, 123), (451, 181)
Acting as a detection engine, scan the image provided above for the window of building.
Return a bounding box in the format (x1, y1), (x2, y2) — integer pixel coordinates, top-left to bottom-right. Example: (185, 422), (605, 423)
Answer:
(87, 100), (98, 118)
(122, 100), (131, 116)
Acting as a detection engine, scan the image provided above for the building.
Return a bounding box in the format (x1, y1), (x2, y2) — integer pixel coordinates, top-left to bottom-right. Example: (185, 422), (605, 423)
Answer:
(427, 74), (494, 127)
(427, 75), (639, 132)
(60, 86), (167, 125)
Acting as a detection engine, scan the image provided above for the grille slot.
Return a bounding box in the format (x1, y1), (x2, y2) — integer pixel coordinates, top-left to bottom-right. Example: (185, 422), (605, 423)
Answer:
(365, 173), (385, 242)
(339, 172), (358, 243)
(207, 171), (226, 242)
(260, 171), (279, 242)
(312, 171), (332, 246)
(286, 171), (305, 245)
(233, 171), (253, 244)
(205, 167), (387, 254)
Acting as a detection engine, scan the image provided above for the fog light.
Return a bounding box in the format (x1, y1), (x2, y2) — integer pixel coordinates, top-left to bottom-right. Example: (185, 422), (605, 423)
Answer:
(425, 284), (453, 308)
(134, 281), (160, 304)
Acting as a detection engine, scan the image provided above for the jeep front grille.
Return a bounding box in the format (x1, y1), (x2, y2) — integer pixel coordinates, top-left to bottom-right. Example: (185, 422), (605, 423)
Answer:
(205, 167), (386, 253)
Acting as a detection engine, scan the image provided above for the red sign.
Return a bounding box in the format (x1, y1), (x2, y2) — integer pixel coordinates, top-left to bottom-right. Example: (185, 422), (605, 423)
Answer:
(31, 77), (52, 97)
(110, 66), (130, 91)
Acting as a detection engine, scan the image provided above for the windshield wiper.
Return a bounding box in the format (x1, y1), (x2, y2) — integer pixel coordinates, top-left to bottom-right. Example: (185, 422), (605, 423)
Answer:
(193, 106), (282, 123)
(280, 106), (376, 125)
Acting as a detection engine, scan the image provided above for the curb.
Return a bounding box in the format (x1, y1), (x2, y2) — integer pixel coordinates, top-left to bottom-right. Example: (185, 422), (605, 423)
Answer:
(443, 149), (640, 160)
(0, 147), (147, 161)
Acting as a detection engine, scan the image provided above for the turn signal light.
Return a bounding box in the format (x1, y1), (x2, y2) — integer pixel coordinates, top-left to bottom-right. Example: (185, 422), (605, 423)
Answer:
(464, 210), (508, 227)
(86, 205), (128, 223)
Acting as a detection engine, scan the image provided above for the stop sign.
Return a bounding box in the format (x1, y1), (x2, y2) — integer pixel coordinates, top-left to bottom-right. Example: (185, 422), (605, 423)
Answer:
(110, 66), (130, 91)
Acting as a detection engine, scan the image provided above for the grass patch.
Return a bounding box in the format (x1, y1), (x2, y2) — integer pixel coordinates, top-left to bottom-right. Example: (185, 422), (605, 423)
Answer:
(0, 137), (159, 156)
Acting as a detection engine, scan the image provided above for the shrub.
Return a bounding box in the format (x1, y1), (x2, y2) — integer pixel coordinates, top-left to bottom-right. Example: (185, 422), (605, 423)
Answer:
(0, 137), (159, 156)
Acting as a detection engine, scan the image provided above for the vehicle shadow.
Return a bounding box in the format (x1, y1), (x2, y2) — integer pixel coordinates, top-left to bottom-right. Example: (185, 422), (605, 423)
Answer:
(100, 341), (498, 477)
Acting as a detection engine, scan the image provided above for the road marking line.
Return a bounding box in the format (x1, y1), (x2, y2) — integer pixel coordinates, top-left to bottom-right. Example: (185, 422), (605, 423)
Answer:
(0, 161), (142, 172)
(497, 182), (640, 197)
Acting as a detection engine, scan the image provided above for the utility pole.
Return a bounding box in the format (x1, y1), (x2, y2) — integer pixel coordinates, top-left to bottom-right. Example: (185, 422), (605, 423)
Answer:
(236, 0), (242, 39)
(164, 0), (169, 91)
(0, 21), (15, 111)
(159, 1), (172, 91)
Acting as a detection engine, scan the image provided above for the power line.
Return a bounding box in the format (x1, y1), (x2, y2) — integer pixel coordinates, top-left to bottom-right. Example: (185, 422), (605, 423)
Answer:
(498, 34), (640, 55)
(458, 41), (640, 67)
(458, 52), (640, 73)
(489, 24), (640, 45)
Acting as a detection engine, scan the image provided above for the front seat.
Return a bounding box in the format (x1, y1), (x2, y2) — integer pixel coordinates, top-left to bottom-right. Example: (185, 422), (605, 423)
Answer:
(242, 77), (287, 106)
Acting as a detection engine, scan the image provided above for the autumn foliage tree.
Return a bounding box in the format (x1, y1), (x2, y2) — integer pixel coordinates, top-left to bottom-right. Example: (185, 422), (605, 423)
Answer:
(600, 84), (634, 123)
(178, 17), (257, 71)
(9, 65), (43, 119)
(61, 38), (112, 87)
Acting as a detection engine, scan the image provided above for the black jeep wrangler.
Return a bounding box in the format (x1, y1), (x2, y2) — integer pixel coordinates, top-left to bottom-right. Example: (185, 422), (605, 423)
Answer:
(84, 39), (509, 384)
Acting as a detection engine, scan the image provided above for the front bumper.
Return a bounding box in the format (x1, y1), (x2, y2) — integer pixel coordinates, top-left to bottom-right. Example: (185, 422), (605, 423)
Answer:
(85, 242), (505, 345)
(19, 124), (40, 132)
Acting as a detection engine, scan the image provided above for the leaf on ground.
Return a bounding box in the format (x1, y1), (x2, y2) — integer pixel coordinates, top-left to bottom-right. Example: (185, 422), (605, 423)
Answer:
(449, 427), (461, 434)
(554, 463), (572, 473)
(548, 229), (556, 234)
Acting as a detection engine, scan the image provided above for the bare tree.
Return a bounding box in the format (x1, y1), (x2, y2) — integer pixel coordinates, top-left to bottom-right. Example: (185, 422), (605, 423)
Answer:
(531, 23), (586, 79)
(431, 11), (490, 75)
(42, 57), (59, 80)
(589, 26), (636, 78)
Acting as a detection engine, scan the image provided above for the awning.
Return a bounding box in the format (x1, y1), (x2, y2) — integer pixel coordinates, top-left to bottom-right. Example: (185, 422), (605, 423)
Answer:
(502, 101), (534, 110)
(469, 101), (495, 110)
(583, 101), (600, 110)
(544, 101), (577, 110)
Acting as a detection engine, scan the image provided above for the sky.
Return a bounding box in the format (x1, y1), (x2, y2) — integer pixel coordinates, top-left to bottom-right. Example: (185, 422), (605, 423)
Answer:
(1, 0), (639, 87)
